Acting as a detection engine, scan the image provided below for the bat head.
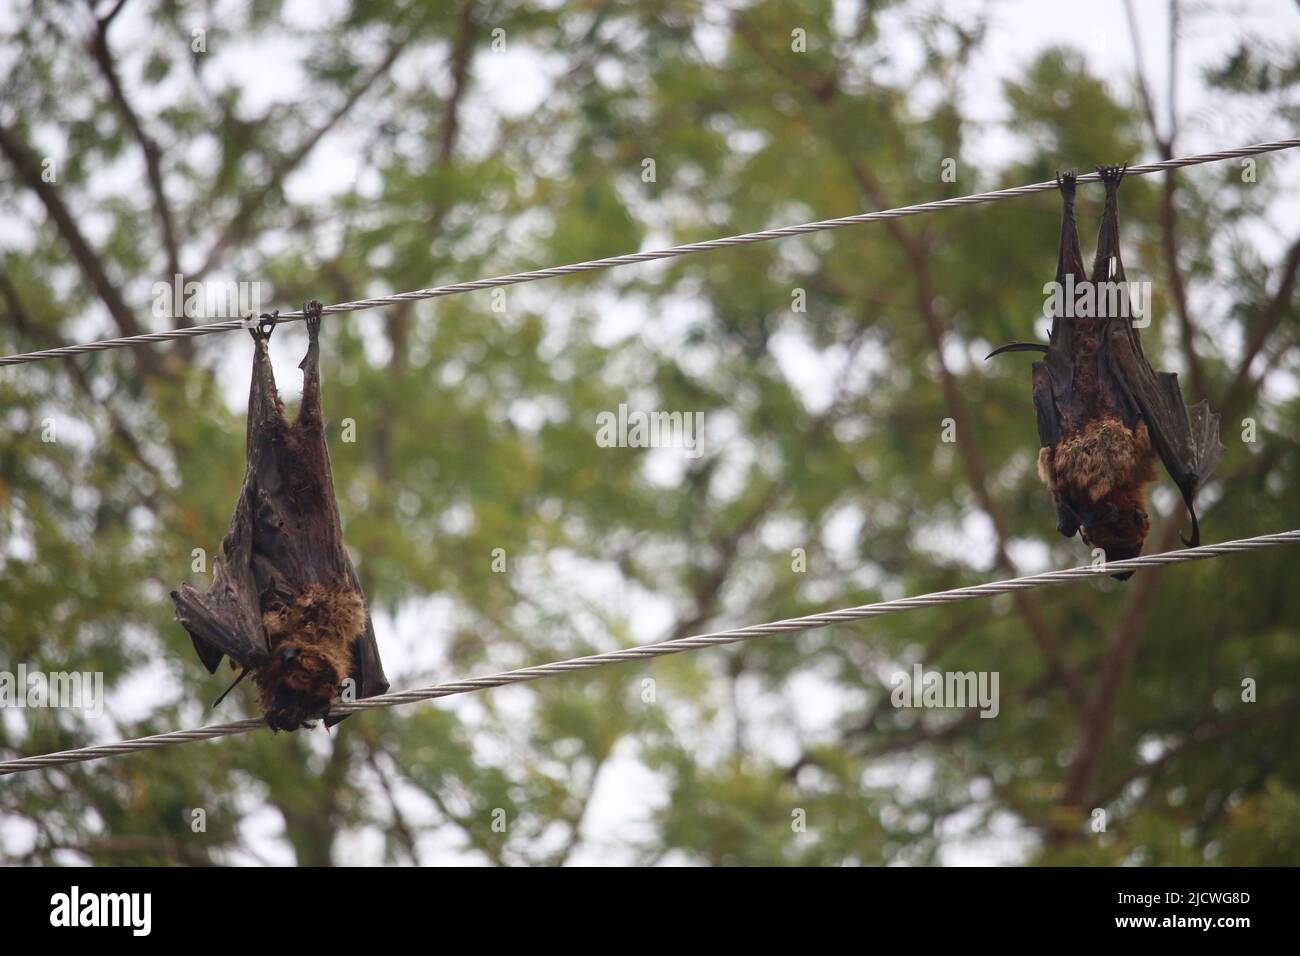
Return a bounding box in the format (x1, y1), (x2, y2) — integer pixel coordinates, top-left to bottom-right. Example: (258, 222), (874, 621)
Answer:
(1080, 491), (1151, 581)
(254, 586), (366, 731)
(256, 640), (347, 731)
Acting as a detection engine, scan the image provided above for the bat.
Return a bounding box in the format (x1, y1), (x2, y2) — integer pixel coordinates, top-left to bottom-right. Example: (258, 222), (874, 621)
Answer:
(988, 164), (1224, 578)
(171, 301), (388, 729)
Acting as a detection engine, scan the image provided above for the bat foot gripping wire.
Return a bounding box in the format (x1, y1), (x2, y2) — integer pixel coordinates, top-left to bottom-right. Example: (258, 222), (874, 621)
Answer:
(247, 311), (279, 341)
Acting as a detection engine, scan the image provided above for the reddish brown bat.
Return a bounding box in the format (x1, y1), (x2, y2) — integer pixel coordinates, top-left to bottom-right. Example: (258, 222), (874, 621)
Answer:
(988, 164), (1224, 578)
(171, 301), (388, 729)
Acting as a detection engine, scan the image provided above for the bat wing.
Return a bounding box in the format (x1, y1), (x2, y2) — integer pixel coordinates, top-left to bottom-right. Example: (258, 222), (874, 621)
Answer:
(1031, 357), (1064, 449)
(1092, 163), (1224, 547)
(1092, 167), (1222, 541)
(1032, 354), (1083, 539)
(323, 562), (390, 728)
(171, 332), (285, 678)
(1104, 321), (1225, 546)
(170, 487), (272, 673)
(989, 171), (1089, 540)
(171, 441), (302, 676)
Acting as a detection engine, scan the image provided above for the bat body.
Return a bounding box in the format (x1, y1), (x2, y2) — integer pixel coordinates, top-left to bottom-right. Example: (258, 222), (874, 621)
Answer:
(171, 301), (388, 729)
(990, 165), (1224, 577)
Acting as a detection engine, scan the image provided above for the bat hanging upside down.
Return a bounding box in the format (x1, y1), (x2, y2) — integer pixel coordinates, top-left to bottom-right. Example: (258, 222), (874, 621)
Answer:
(171, 301), (388, 729)
(988, 164), (1224, 578)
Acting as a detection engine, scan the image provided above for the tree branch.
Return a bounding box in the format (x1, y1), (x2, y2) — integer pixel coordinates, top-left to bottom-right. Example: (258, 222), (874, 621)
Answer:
(0, 120), (169, 378)
(385, 5), (480, 372)
(1057, 517), (1182, 812)
(1092, 694), (1300, 805)
(365, 747), (422, 865)
(1223, 230), (1300, 415)
(192, 39), (410, 282)
(1124, 0), (1208, 400)
(0, 265), (163, 484)
(87, 0), (183, 293)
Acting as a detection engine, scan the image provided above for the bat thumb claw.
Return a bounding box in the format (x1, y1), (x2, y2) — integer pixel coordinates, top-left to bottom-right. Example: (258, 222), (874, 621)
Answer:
(1180, 494), (1202, 548)
(212, 666), (252, 709)
(986, 342), (1050, 360)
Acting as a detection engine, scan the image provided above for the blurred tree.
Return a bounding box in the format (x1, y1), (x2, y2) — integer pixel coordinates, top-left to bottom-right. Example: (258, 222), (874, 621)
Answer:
(0, 0), (1297, 865)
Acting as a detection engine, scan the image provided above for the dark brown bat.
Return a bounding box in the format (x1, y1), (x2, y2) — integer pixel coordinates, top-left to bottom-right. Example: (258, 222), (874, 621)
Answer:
(988, 164), (1224, 578)
(171, 301), (388, 729)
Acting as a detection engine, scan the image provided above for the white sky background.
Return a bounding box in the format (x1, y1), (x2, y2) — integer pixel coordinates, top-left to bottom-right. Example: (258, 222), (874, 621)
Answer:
(2, 0), (1299, 866)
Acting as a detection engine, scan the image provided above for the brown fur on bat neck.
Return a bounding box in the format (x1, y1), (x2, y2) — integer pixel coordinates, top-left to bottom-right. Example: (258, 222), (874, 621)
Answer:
(171, 301), (389, 730)
(1038, 418), (1156, 569)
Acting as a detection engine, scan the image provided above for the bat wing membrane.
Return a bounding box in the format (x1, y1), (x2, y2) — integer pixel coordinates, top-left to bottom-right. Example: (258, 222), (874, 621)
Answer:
(1032, 355), (1083, 539)
(170, 489), (272, 673)
(171, 335), (282, 678)
(1094, 164), (1224, 546)
(1103, 321), (1225, 545)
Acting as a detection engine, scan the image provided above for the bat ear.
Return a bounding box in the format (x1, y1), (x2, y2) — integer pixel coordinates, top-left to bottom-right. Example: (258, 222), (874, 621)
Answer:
(986, 342), (1050, 360)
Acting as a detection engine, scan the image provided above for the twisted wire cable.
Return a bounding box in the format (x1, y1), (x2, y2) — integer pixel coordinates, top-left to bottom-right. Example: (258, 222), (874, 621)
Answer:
(2, 138), (1296, 368)
(2, 527), (1296, 776)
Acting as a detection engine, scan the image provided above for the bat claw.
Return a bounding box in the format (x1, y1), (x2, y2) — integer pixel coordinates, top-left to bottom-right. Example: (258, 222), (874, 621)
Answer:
(302, 300), (323, 337)
(1055, 170), (1077, 206)
(249, 311), (279, 342)
(212, 666), (251, 708)
(986, 341), (1050, 360)
(1179, 491), (1202, 548)
(1096, 162), (1128, 186)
